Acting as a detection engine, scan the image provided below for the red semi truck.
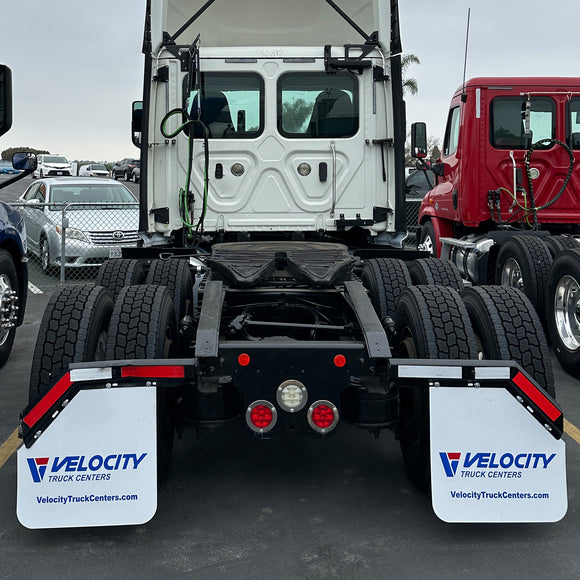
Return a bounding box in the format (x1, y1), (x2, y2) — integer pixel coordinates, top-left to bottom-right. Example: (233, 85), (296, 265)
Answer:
(413, 77), (580, 377)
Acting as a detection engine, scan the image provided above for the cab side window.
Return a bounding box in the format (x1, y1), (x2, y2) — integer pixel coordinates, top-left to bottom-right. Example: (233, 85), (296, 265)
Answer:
(443, 106), (461, 157)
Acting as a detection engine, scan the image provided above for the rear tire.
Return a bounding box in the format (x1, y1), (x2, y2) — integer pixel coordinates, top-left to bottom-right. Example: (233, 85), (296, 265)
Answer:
(0, 250), (19, 368)
(146, 258), (193, 323)
(408, 258), (463, 291)
(495, 236), (552, 323)
(95, 258), (146, 300)
(105, 285), (178, 479)
(28, 285), (113, 403)
(462, 285), (554, 397)
(394, 285), (478, 490)
(543, 235), (579, 259)
(361, 258), (411, 321)
(546, 249), (580, 379)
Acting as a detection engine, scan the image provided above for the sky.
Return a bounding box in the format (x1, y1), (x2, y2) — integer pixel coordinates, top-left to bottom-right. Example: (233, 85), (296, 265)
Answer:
(1, 0), (578, 162)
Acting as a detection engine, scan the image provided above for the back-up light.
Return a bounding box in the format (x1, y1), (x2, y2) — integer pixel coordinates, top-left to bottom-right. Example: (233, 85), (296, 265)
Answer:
(246, 400), (277, 434)
(307, 400), (339, 434)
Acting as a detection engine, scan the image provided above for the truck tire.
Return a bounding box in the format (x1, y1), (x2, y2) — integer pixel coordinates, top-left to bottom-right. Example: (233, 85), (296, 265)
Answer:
(418, 221), (436, 257)
(462, 286), (555, 397)
(361, 258), (411, 321)
(408, 258), (463, 291)
(394, 285), (478, 490)
(495, 236), (552, 323)
(105, 285), (178, 479)
(546, 249), (580, 379)
(94, 258), (146, 300)
(28, 285), (114, 403)
(543, 235), (579, 259)
(146, 258), (193, 324)
(0, 249), (19, 368)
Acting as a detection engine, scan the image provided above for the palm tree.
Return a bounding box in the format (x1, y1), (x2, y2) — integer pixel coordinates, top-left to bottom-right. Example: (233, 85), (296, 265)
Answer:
(402, 53), (421, 96)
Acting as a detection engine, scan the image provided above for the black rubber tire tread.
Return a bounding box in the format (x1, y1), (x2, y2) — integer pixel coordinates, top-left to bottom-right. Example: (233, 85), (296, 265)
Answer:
(543, 235), (580, 259)
(105, 284), (178, 479)
(0, 249), (19, 368)
(361, 258), (412, 320)
(146, 258), (193, 322)
(408, 258), (463, 292)
(546, 248), (580, 379)
(94, 258), (146, 301)
(462, 285), (555, 397)
(28, 285), (114, 404)
(394, 285), (478, 491)
(495, 236), (552, 321)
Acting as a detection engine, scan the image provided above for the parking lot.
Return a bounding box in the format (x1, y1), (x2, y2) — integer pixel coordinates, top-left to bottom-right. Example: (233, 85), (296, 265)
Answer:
(2, 175), (580, 578)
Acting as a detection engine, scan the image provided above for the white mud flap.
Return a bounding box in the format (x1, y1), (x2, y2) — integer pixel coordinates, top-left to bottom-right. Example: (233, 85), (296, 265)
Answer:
(430, 386), (567, 523)
(17, 387), (157, 529)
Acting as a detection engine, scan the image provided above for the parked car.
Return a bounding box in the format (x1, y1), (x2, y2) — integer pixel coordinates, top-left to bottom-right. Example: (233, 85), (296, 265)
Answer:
(111, 158), (139, 181)
(18, 178), (139, 273)
(32, 154), (72, 178)
(130, 165), (140, 183)
(79, 163), (109, 178)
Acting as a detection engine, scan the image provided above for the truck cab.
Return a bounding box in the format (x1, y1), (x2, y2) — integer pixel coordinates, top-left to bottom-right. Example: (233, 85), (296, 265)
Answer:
(416, 77), (580, 259)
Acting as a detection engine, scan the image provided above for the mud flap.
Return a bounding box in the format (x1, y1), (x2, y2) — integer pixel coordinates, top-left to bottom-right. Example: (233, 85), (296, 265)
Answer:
(17, 387), (157, 529)
(430, 386), (567, 523)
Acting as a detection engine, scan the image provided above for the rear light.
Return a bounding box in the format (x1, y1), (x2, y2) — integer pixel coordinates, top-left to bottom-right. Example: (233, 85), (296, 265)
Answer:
(246, 400), (277, 433)
(307, 400), (339, 434)
(238, 353), (251, 367)
(276, 380), (307, 413)
(333, 354), (346, 368)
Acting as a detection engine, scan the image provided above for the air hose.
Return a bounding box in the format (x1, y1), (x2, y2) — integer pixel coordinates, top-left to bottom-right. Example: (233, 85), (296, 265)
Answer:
(524, 138), (575, 229)
(160, 108), (210, 242)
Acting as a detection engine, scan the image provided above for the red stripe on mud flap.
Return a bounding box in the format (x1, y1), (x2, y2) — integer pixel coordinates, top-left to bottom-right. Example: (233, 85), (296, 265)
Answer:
(512, 372), (561, 422)
(23, 373), (73, 428)
(121, 366), (185, 379)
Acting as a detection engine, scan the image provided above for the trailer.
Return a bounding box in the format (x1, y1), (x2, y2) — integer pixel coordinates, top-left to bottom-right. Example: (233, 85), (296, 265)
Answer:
(412, 78), (580, 377)
(17, 1), (567, 528)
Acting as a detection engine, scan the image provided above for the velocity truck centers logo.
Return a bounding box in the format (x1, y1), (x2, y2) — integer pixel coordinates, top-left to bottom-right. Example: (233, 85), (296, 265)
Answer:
(27, 453), (148, 483)
(439, 451), (557, 479)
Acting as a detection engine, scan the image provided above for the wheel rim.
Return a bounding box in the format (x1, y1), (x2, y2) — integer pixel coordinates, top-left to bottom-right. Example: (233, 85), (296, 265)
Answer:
(0, 274), (17, 346)
(41, 240), (50, 272)
(554, 274), (580, 352)
(421, 234), (434, 256)
(500, 257), (524, 290)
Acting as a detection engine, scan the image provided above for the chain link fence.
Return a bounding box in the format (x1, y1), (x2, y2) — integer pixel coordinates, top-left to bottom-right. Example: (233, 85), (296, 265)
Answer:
(9, 201), (139, 292)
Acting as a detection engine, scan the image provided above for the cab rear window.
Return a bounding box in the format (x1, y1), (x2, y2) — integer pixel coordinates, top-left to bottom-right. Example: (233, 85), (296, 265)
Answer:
(490, 97), (555, 149)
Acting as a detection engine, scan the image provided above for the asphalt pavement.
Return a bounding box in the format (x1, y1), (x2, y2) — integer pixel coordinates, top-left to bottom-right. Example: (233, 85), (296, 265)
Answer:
(2, 175), (580, 578)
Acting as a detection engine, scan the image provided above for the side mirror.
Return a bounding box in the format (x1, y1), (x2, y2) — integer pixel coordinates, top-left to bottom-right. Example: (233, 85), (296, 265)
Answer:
(13, 152), (37, 171)
(411, 122), (428, 159)
(0, 65), (13, 138)
(131, 101), (143, 148)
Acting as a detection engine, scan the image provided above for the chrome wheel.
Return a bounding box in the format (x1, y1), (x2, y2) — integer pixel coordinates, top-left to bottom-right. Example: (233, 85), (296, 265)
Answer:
(554, 274), (580, 352)
(0, 274), (18, 346)
(499, 257), (524, 291)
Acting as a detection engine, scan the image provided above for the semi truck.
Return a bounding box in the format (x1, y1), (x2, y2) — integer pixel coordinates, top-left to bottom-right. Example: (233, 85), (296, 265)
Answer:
(0, 64), (34, 368)
(16, 2), (567, 528)
(412, 77), (580, 378)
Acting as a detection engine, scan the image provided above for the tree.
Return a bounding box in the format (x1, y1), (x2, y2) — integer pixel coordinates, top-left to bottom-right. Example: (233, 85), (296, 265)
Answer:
(402, 53), (421, 96)
(1, 146), (49, 161)
(405, 135), (442, 167)
(282, 98), (312, 133)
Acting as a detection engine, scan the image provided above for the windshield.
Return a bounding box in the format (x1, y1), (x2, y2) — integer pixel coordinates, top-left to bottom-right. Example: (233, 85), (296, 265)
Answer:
(45, 156), (69, 164)
(49, 184), (137, 208)
(278, 72), (359, 138)
(91, 164), (107, 170)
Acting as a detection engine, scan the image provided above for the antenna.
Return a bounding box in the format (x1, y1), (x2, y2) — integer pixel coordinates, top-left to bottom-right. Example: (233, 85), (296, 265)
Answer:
(461, 7), (471, 101)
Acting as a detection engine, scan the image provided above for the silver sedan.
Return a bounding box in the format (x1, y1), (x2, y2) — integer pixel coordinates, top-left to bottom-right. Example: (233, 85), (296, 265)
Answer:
(18, 178), (139, 273)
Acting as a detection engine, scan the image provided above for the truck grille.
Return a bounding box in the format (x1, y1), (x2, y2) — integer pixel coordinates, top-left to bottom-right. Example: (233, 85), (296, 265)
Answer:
(87, 231), (139, 246)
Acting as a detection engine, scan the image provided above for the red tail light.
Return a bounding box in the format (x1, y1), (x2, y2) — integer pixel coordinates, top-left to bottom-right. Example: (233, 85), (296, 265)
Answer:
(246, 400), (277, 433)
(307, 400), (339, 434)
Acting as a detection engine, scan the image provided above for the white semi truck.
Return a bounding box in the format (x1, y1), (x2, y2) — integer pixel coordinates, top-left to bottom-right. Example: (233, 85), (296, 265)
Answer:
(16, 1), (567, 528)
